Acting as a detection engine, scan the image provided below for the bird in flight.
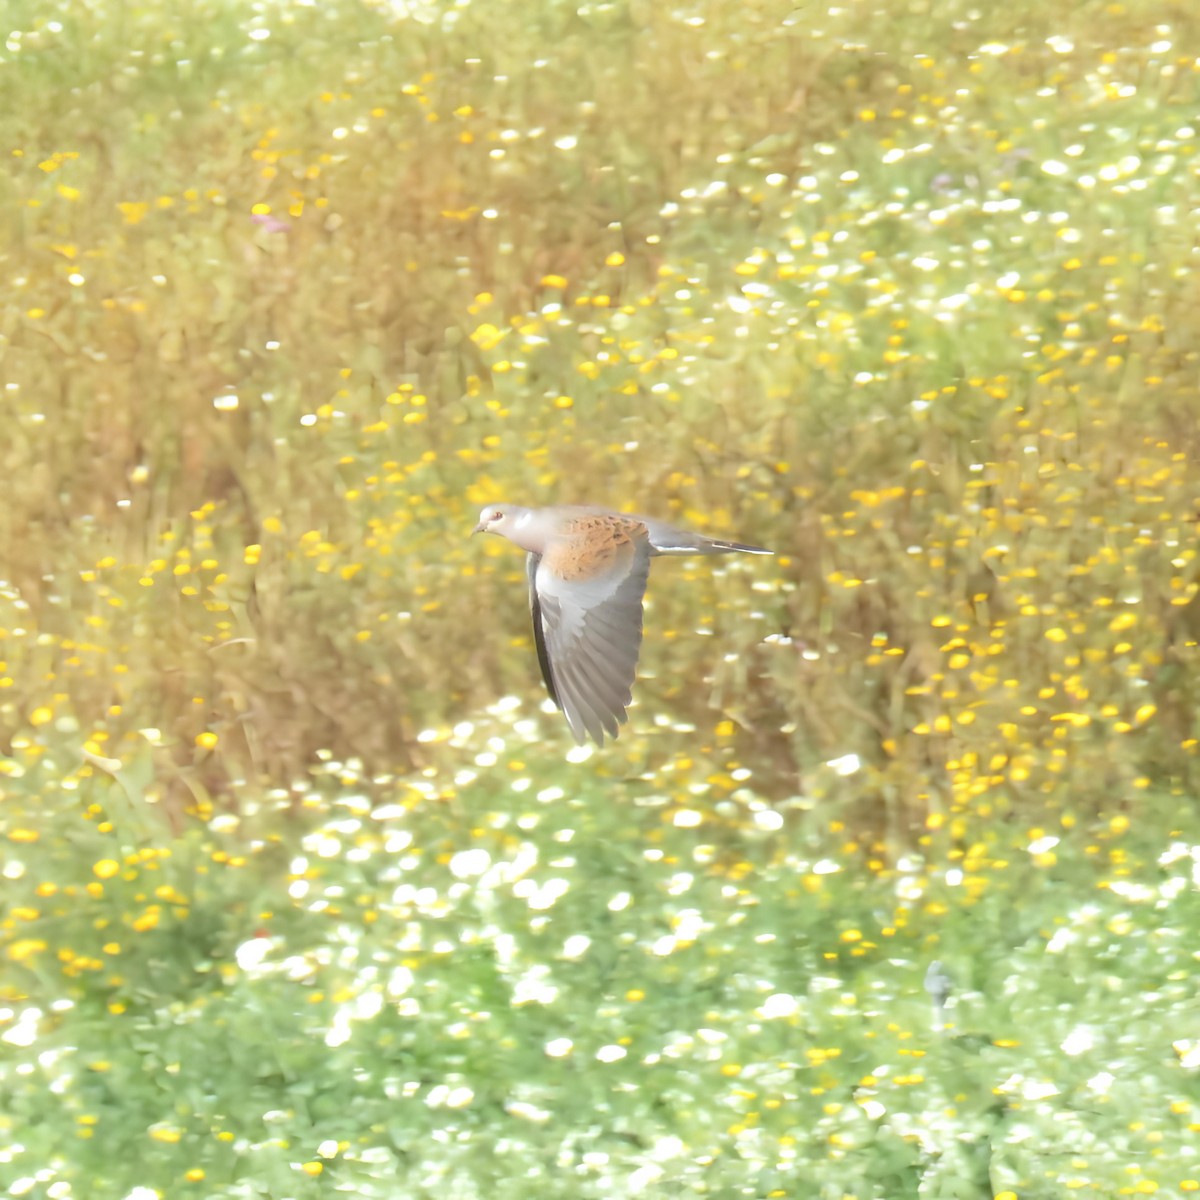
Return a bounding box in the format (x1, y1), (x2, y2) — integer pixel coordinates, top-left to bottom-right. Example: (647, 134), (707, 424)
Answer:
(473, 504), (772, 745)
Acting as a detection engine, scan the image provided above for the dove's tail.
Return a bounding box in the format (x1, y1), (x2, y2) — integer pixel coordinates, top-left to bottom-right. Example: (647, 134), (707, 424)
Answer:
(700, 537), (773, 555)
(649, 533), (773, 556)
(638, 515), (772, 557)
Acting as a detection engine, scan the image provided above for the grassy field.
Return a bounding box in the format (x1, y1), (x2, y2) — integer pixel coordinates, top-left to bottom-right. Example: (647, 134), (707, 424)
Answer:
(3, 0), (1200, 1196)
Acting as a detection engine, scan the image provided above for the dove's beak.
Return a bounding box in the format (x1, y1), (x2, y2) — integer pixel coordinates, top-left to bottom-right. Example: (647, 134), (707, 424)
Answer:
(471, 522), (486, 536)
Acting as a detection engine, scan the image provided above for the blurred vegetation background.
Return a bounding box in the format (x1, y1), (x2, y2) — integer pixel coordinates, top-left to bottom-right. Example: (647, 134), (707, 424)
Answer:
(3, 0), (1200, 1196)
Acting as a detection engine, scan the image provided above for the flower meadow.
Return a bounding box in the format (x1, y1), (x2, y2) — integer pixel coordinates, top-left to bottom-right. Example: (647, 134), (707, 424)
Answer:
(2, 1), (1200, 1196)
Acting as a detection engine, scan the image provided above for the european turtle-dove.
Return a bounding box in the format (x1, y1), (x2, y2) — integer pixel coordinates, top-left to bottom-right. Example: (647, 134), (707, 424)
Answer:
(473, 504), (772, 745)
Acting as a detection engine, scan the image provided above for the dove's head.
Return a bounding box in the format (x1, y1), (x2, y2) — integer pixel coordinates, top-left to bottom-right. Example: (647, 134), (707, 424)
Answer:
(473, 504), (530, 541)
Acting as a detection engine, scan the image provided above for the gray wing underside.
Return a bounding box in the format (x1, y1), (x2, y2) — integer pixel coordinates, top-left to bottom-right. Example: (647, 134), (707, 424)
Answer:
(526, 549), (649, 745)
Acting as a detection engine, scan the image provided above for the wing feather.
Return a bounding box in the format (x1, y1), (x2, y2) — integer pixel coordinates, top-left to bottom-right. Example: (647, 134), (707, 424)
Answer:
(552, 654), (618, 744)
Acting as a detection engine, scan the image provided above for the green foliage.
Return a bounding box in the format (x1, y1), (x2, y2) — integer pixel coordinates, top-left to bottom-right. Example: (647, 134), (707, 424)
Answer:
(4, 741), (1199, 1197)
(3, 0), (1200, 1196)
